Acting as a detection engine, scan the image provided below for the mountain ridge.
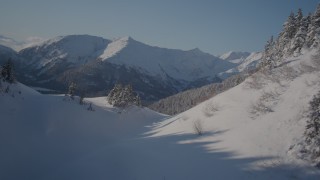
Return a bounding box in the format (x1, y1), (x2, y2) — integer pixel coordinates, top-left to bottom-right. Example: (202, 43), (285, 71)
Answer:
(6, 34), (238, 101)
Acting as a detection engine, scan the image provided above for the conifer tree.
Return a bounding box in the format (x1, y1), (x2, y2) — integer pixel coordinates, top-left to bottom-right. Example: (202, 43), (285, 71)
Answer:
(107, 83), (123, 105)
(107, 83), (141, 107)
(296, 8), (303, 27)
(285, 12), (298, 39)
(1, 58), (15, 83)
(307, 4), (320, 47)
(68, 82), (76, 99)
(261, 36), (276, 69)
(305, 91), (320, 160)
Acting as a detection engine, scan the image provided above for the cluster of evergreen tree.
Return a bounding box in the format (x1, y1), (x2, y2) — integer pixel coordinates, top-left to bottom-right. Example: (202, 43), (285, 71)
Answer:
(107, 83), (141, 107)
(0, 59), (15, 84)
(149, 73), (246, 115)
(261, 5), (320, 68)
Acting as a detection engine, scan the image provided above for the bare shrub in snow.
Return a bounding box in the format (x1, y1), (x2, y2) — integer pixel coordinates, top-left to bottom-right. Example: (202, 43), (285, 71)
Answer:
(245, 72), (268, 89)
(260, 90), (280, 102)
(193, 119), (204, 136)
(79, 93), (86, 105)
(250, 90), (281, 117)
(278, 65), (299, 80)
(250, 100), (273, 116)
(202, 101), (220, 117)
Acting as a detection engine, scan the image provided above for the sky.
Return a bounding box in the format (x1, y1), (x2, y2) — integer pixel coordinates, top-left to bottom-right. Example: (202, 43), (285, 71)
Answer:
(0, 0), (318, 55)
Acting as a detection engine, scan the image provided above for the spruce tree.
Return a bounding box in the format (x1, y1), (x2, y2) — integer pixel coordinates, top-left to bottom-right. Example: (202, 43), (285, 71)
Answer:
(107, 83), (141, 107)
(296, 8), (303, 27)
(1, 59), (15, 83)
(307, 4), (320, 47)
(68, 82), (76, 99)
(285, 12), (298, 39)
(305, 91), (320, 161)
(107, 83), (122, 105)
(261, 36), (275, 69)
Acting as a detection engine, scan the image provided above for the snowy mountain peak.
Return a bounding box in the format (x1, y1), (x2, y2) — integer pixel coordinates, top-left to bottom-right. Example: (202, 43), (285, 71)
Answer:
(100, 36), (132, 60)
(219, 51), (251, 62)
(188, 48), (204, 54)
(19, 34), (110, 67)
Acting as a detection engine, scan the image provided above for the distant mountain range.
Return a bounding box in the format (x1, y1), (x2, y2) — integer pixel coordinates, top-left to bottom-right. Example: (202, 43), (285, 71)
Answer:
(219, 51), (262, 79)
(0, 34), (261, 101)
(0, 35), (45, 51)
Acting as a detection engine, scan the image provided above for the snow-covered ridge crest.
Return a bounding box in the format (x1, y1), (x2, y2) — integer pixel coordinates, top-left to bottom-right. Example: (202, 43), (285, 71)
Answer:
(219, 51), (251, 62)
(35, 36), (64, 48)
(100, 36), (131, 60)
(0, 35), (45, 51)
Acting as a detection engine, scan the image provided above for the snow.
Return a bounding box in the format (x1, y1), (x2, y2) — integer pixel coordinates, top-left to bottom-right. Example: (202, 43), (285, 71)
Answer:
(30, 86), (57, 92)
(1, 49), (320, 179)
(99, 36), (234, 81)
(219, 52), (262, 79)
(100, 36), (130, 60)
(146, 49), (320, 179)
(220, 51), (251, 62)
(0, 35), (45, 51)
(237, 52), (263, 71)
(20, 35), (110, 68)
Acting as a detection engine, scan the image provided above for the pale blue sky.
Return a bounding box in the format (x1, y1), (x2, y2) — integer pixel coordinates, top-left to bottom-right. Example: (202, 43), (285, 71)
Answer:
(0, 0), (318, 55)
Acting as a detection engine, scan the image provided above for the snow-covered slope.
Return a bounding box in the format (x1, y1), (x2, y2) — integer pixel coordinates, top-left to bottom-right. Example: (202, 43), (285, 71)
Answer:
(0, 82), (167, 180)
(1, 50), (320, 179)
(146, 49), (320, 179)
(20, 35), (110, 67)
(99, 37), (234, 82)
(100, 36), (130, 59)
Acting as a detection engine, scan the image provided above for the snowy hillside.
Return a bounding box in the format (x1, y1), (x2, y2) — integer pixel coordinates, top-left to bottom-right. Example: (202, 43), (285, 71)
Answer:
(1, 49), (320, 179)
(0, 82), (167, 180)
(147, 49), (320, 179)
